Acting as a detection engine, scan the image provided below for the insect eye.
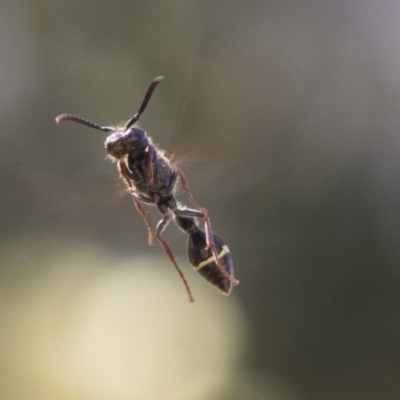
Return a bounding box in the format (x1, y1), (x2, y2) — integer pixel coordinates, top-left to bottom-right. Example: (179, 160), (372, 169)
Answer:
(125, 128), (149, 153)
(126, 128), (146, 142)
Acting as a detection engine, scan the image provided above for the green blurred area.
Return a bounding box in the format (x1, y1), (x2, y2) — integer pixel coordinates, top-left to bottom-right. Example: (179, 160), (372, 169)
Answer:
(1, 1), (400, 399)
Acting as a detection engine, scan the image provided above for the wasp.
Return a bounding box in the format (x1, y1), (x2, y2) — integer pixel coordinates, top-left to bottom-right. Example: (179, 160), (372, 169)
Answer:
(55, 76), (238, 301)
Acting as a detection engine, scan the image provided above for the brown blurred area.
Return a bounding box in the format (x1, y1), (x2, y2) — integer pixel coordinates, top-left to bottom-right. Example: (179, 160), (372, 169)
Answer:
(1, 1), (400, 399)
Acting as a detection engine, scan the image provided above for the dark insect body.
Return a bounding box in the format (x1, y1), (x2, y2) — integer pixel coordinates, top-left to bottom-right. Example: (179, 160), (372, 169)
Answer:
(55, 76), (238, 301)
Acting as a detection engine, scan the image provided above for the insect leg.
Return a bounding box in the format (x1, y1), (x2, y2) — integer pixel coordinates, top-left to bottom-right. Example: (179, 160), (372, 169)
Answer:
(174, 207), (204, 218)
(132, 198), (155, 245)
(177, 169), (239, 287)
(118, 160), (155, 245)
(155, 213), (195, 302)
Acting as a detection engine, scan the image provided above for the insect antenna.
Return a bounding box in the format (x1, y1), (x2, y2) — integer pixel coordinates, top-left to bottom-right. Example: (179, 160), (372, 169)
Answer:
(55, 114), (114, 133)
(125, 76), (164, 128)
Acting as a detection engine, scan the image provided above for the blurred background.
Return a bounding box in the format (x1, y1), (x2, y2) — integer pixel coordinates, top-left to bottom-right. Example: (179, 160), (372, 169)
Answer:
(1, 1), (400, 399)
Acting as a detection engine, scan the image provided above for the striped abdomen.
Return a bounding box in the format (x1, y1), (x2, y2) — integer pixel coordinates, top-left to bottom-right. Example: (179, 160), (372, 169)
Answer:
(187, 228), (234, 294)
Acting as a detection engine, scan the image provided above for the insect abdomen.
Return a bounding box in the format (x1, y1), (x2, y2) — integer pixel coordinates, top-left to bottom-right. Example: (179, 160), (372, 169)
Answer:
(188, 228), (234, 294)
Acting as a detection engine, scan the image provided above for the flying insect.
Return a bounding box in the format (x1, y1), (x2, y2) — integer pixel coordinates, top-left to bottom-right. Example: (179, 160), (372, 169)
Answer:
(55, 76), (238, 302)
